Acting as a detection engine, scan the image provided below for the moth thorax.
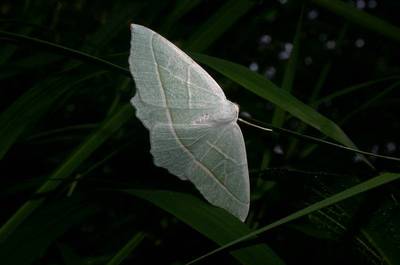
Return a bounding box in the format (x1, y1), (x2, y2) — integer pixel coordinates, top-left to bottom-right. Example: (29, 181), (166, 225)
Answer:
(192, 102), (237, 125)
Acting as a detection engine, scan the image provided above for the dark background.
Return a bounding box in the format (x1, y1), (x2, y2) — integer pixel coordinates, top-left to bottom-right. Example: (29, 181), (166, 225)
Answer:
(0, 0), (399, 264)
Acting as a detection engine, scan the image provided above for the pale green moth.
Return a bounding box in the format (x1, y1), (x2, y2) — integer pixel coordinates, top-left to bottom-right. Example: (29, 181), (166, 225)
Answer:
(129, 24), (249, 221)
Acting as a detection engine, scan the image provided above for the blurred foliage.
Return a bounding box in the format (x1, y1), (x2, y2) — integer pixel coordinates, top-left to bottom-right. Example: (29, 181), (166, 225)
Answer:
(0, 0), (399, 264)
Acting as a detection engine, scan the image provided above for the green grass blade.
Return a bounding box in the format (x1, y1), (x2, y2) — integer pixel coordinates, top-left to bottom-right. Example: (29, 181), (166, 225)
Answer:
(340, 80), (400, 124)
(106, 232), (145, 265)
(309, 63), (332, 107)
(184, 0), (254, 52)
(301, 80), (400, 158)
(243, 118), (400, 162)
(26, 124), (97, 141)
(0, 195), (96, 265)
(0, 103), (133, 243)
(0, 78), (64, 160)
(304, 176), (400, 265)
(312, 0), (400, 43)
(0, 1), (48, 65)
(160, 0), (202, 34)
(0, 53), (63, 80)
(0, 30), (129, 76)
(0, 71), (106, 160)
(128, 190), (285, 265)
(59, 244), (84, 265)
(81, 2), (140, 54)
(285, 63), (331, 158)
(285, 25), (347, 158)
(192, 54), (373, 168)
(363, 201), (400, 265)
(186, 172), (400, 264)
(261, 9), (303, 170)
(314, 76), (400, 107)
(271, 8), (303, 127)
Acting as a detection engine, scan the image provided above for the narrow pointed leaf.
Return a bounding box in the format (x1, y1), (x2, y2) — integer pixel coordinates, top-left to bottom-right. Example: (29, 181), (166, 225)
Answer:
(0, 195), (96, 265)
(184, 0), (254, 52)
(0, 71), (105, 160)
(128, 190), (285, 265)
(271, 9), (303, 127)
(106, 232), (146, 265)
(0, 103), (133, 242)
(192, 54), (373, 168)
(186, 172), (400, 264)
(312, 0), (400, 43)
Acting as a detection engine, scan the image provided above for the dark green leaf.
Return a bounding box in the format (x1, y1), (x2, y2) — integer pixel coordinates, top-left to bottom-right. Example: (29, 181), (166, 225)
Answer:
(128, 190), (285, 265)
(0, 103), (133, 242)
(0, 195), (96, 265)
(192, 54), (373, 168)
(312, 0), (400, 43)
(184, 0), (254, 52)
(186, 172), (400, 264)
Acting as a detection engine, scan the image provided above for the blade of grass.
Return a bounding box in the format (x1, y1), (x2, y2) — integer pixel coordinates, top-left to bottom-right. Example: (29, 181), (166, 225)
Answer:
(186, 172), (400, 264)
(285, 63), (331, 158)
(106, 232), (145, 265)
(362, 199), (400, 265)
(271, 8), (303, 127)
(59, 244), (84, 265)
(0, 53), (63, 80)
(0, 103), (133, 243)
(81, 2), (141, 55)
(1, 142), (132, 198)
(260, 9), (303, 172)
(160, 0), (202, 34)
(300, 80), (400, 158)
(314, 76), (400, 107)
(311, 207), (382, 262)
(128, 190), (285, 265)
(0, 0), (48, 65)
(67, 141), (134, 196)
(0, 30), (130, 76)
(311, 0), (400, 43)
(192, 53), (374, 168)
(0, 70), (106, 160)
(285, 24), (348, 158)
(340, 80), (400, 125)
(308, 63), (332, 108)
(239, 117), (400, 162)
(0, 195), (96, 265)
(305, 179), (397, 264)
(26, 124), (98, 141)
(184, 0), (254, 52)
